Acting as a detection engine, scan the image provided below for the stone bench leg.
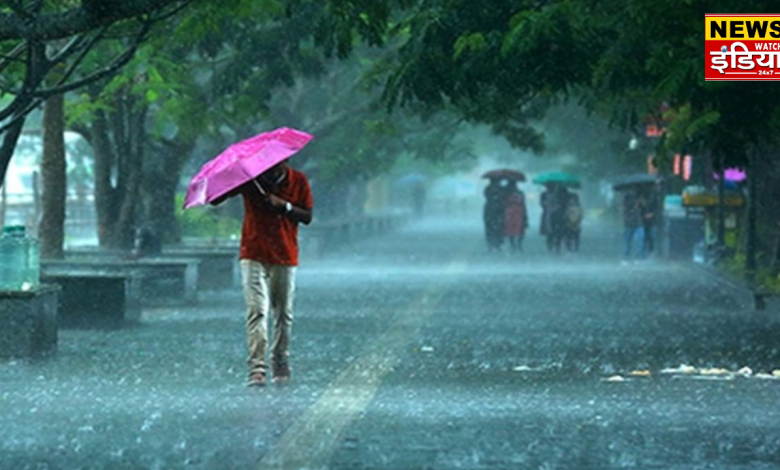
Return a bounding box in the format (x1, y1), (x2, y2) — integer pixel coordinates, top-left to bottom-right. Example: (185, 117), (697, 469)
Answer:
(0, 287), (59, 358)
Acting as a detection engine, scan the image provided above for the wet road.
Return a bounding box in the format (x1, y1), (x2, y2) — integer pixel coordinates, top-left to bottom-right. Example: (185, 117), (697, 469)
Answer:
(2, 218), (780, 469)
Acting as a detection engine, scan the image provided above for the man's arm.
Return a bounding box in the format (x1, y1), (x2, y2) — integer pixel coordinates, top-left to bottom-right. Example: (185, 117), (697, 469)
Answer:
(210, 186), (244, 206)
(266, 193), (313, 225)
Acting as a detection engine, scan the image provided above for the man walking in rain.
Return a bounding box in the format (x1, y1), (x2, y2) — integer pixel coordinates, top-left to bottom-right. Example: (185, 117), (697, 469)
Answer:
(212, 161), (313, 387)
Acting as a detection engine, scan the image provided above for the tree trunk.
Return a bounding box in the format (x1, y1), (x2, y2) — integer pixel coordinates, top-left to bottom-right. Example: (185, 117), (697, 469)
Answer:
(0, 119), (26, 190)
(746, 148), (758, 286)
(87, 88), (147, 250)
(0, 183), (6, 227)
(111, 103), (146, 250)
(39, 93), (67, 258)
(91, 108), (119, 246)
(716, 155), (725, 247)
(143, 140), (194, 244)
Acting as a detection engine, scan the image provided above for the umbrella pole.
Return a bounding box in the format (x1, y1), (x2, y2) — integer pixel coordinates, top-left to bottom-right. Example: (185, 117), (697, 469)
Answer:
(249, 177), (267, 196)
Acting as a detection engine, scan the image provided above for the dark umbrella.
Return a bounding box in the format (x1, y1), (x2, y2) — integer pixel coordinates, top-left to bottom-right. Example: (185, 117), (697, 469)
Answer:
(482, 169), (527, 181)
(612, 174), (661, 191)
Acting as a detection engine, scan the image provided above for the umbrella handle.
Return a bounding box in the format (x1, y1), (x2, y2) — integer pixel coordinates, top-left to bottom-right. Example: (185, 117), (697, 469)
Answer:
(235, 162), (268, 197)
(251, 178), (267, 196)
(239, 164), (267, 196)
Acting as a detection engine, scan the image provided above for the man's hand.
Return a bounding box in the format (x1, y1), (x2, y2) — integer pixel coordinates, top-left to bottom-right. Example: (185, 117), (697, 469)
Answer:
(264, 193), (312, 224)
(265, 193), (288, 212)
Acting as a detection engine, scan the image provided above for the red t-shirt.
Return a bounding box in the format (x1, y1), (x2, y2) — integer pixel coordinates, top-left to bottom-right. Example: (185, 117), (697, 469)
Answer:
(238, 167), (313, 266)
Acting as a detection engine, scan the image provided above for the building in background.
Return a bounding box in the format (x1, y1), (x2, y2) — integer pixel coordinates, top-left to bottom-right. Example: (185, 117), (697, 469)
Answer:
(1, 131), (96, 243)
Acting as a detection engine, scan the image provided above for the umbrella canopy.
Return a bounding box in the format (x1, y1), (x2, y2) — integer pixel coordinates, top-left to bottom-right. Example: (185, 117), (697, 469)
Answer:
(532, 171), (581, 188)
(482, 169), (527, 181)
(612, 173), (660, 191)
(713, 168), (747, 182)
(183, 127), (314, 209)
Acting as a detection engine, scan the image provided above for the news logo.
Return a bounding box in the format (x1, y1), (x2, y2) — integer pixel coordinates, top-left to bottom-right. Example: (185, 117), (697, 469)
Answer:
(706, 14), (780, 81)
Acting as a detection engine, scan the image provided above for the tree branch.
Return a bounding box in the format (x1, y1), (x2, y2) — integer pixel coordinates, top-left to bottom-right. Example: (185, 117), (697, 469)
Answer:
(46, 30), (92, 64)
(47, 27), (109, 87)
(32, 22), (151, 99)
(0, 0), (188, 41)
(2, 0), (33, 22)
(0, 97), (41, 134)
(0, 42), (25, 74)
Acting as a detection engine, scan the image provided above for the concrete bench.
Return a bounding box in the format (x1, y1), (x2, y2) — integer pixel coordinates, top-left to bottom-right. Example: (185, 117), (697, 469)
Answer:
(66, 248), (238, 291)
(162, 248), (239, 290)
(0, 285), (60, 358)
(41, 272), (142, 328)
(43, 258), (200, 307)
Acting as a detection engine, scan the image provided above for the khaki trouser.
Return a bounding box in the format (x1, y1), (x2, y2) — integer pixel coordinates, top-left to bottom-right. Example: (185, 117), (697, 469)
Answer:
(240, 260), (297, 375)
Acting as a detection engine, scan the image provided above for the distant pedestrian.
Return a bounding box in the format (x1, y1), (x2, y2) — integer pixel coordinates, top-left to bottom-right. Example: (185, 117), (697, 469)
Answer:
(211, 161), (313, 387)
(540, 184), (553, 249)
(542, 185), (568, 253)
(623, 190), (646, 259)
(564, 193), (583, 252)
(642, 187), (658, 256)
(504, 181), (528, 252)
(483, 178), (506, 251)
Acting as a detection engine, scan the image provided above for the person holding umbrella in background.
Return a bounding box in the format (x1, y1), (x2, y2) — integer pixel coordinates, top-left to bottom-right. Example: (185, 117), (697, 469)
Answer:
(539, 184), (554, 249)
(482, 169), (527, 252)
(482, 177), (506, 251)
(184, 128), (314, 387)
(503, 177), (529, 252)
(533, 172), (581, 253)
(612, 174), (660, 260)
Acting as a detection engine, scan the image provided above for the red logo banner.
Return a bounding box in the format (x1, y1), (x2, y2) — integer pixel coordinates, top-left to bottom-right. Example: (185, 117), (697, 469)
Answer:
(706, 14), (780, 81)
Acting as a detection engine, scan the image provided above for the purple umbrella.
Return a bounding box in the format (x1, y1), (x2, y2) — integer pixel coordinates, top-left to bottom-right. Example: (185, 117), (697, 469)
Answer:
(183, 127), (314, 209)
(722, 168), (747, 182)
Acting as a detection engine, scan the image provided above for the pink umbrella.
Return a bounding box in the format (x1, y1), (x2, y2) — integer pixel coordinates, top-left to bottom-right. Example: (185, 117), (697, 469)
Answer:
(713, 168), (747, 182)
(183, 127), (314, 209)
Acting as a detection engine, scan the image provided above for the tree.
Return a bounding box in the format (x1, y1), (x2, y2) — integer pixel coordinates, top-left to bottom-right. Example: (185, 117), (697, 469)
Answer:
(259, 48), (478, 218)
(71, 78), (148, 249)
(67, 0), (355, 246)
(0, 0), (192, 189)
(39, 89), (66, 258)
(376, 0), (596, 153)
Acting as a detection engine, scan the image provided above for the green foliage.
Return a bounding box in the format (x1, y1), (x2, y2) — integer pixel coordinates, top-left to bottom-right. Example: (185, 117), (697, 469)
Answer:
(366, 0), (780, 172)
(377, 0), (595, 153)
(256, 46), (479, 185)
(657, 104), (721, 158)
(721, 251), (780, 295)
(758, 270), (780, 295)
(174, 195), (241, 238)
(453, 33), (487, 59)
